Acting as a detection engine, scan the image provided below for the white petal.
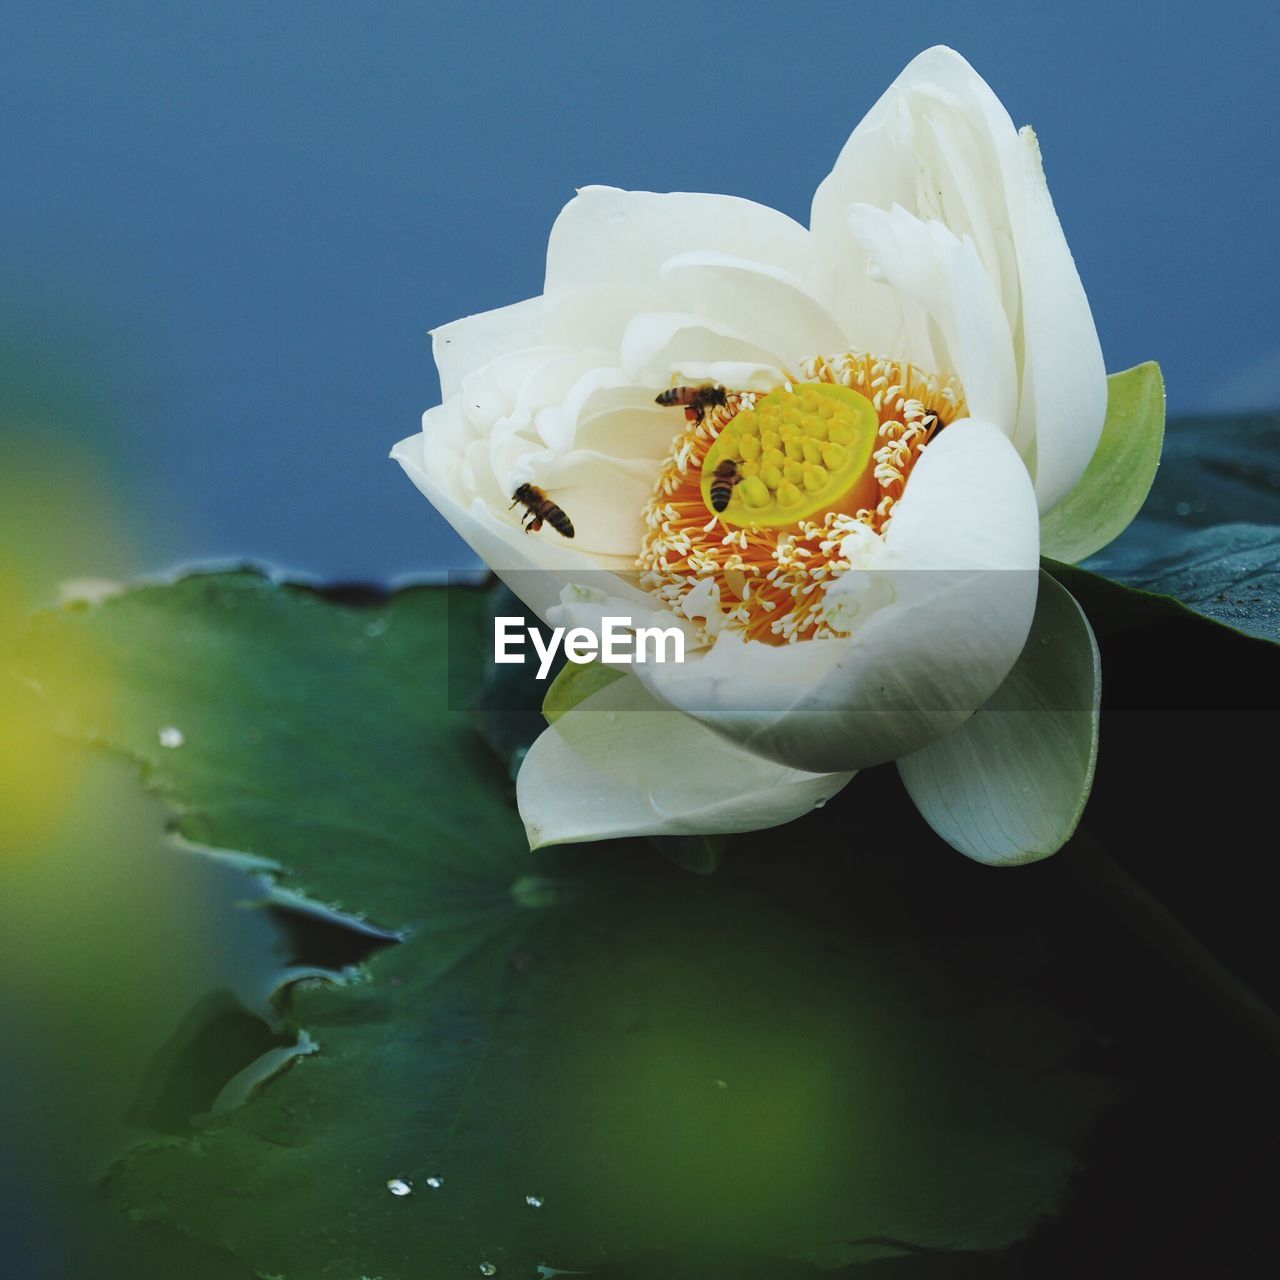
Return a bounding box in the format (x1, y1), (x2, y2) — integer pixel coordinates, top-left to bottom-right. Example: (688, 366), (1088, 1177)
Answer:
(620, 312), (788, 382)
(391, 404), (640, 624)
(684, 360), (789, 393)
(636, 420), (1040, 772)
(897, 571), (1099, 865)
(528, 367), (645, 455)
(812, 46), (1105, 510)
(431, 297), (543, 401)
(845, 204), (1018, 437)
(883, 417), (1039, 570)
(546, 186), (818, 299)
(658, 251), (847, 367)
(1011, 126), (1107, 510)
(513, 347), (616, 419)
(558, 397), (682, 462)
(516, 672), (854, 848)
(543, 283), (665, 353)
(458, 344), (595, 434)
(393, 416), (545, 574)
(508, 447), (655, 558)
(393, 398), (474, 504)
(541, 186), (832, 357)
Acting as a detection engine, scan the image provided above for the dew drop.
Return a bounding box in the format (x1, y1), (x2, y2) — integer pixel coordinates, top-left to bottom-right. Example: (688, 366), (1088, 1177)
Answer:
(526, 1193), (544, 1208)
(425, 1176), (443, 1189)
(1175, 501), (1192, 517)
(386, 1178), (412, 1196)
(479, 1265), (498, 1276)
(158, 726), (185, 749)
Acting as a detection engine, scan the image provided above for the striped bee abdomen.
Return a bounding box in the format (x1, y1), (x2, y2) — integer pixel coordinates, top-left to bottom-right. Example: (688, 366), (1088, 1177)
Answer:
(511, 483), (574, 538)
(708, 458), (741, 513)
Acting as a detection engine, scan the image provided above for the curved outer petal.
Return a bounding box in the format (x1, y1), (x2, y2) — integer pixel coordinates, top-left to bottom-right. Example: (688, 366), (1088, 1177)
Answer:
(846, 204), (1017, 437)
(656, 252), (846, 367)
(633, 420), (1041, 773)
(431, 297), (544, 401)
(897, 571), (1100, 865)
(516, 671), (854, 849)
(1012, 125), (1108, 513)
(543, 186), (838, 369)
(811, 45), (1106, 511)
(392, 404), (652, 626)
(619, 312), (787, 380)
(546, 185), (821, 300)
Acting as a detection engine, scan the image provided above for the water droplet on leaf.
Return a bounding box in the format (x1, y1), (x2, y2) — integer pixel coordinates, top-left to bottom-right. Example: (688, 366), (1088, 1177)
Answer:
(425, 1176), (443, 1189)
(526, 1194), (543, 1207)
(158, 726), (185, 749)
(479, 1265), (498, 1276)
(386, 1178), (412, 1196)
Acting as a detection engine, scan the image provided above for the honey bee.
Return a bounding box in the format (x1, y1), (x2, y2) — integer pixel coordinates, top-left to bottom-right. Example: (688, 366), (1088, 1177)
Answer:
(510, 483), (574, 538)
(655, 383), (728, 425)
(708, 458), (741, 513)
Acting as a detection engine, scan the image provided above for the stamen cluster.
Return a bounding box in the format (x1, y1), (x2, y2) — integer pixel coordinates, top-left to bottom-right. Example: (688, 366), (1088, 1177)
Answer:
(639, 353), (967, 645)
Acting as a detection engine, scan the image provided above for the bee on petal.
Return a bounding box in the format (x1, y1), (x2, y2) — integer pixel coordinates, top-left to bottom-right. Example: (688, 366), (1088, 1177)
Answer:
(655, 383), (727, 426)
(510, 484), (574, 538)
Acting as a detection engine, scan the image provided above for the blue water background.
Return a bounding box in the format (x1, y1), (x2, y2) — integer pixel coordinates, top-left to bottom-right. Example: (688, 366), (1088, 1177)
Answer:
(3, 0), (1278, 583)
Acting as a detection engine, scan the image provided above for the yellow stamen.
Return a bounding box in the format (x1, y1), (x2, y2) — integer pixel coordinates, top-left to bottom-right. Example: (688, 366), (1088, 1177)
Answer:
(639, 352), (967, 646)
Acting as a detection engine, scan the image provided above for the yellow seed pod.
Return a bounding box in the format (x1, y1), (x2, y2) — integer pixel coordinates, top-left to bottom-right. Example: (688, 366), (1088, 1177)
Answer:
(699, 382), (879, 526)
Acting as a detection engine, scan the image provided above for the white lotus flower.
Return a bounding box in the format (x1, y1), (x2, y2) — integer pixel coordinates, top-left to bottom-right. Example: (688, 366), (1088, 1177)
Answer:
(394, 46), (1114, 865)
